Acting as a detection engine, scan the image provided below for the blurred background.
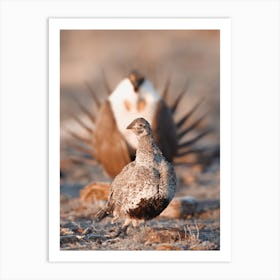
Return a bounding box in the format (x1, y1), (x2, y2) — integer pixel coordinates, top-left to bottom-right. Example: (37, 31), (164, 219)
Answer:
(60, 30), (220, 196)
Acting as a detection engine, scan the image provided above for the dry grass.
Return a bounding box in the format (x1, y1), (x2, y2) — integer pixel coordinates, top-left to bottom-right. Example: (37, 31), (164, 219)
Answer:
(60, 193), (220, 250)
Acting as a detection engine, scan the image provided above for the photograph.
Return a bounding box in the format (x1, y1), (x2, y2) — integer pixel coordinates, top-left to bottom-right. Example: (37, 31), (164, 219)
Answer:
(59, 27), (221, 251)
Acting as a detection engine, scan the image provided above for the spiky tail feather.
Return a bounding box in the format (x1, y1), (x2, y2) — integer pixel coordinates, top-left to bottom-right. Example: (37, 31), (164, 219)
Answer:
(95, 207), (109, 221)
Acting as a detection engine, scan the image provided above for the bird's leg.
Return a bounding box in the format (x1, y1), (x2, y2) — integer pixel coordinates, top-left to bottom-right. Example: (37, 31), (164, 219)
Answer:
(139, 221), (148, 236)
(118, 224), (129, 237)
(130, 219), (147, 236)
(110, 219), (130, 238)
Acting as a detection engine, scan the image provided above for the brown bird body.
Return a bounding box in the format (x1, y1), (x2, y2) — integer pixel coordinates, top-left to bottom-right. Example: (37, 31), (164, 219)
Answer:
(95, 118), (177, 228)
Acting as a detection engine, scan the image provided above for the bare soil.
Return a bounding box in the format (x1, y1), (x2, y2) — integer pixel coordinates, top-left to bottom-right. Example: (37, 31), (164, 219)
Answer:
(60, 161), (220, 250)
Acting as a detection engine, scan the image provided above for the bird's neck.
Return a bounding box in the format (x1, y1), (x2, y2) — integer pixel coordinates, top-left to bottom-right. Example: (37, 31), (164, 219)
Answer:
(135, 135), (161, 166)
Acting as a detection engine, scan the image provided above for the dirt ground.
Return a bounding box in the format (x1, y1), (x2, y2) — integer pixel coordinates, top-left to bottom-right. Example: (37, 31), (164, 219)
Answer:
(59, 30), (220, 251)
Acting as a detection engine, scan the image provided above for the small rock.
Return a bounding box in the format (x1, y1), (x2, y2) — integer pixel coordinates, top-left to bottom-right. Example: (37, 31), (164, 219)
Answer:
(160, 196), (198, 218)
(156, 244), (183, 250)
(144, 227), (187, 245)
(80, 182), (110, 202)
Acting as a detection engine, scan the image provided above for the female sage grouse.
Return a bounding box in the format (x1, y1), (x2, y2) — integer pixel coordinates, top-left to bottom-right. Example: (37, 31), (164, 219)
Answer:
(65, 70), (209, 177)
(95, 117), (177, 230)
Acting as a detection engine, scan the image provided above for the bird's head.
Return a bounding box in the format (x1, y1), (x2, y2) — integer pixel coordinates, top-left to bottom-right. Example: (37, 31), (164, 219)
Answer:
(126, 117), (152, 138)
(109, 70), (160, 113)
(128, 70), (145, 92)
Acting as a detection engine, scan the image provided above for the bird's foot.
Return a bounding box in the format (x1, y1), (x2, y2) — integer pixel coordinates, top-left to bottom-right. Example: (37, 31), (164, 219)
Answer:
(108, 225), (129, 239)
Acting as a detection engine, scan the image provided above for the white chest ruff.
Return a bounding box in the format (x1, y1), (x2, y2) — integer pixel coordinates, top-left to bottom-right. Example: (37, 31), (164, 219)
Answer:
(109, 78), (161, 149)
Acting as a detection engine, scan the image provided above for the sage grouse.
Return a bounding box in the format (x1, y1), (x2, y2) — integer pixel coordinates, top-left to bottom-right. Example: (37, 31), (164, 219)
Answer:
(66, 70), (209, 177)
(95, 117), (177, 229)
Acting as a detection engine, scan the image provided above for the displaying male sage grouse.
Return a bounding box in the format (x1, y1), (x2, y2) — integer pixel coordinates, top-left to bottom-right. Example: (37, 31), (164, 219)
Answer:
(65, 70), (209, 177)
(95, 117), (177, 231)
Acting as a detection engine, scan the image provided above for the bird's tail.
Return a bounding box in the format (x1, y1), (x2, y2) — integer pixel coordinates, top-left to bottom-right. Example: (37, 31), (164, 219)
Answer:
(95, 207), (110, 221)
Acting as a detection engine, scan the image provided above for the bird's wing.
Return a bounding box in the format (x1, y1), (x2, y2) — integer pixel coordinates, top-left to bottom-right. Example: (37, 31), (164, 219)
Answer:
(152, 99), (178, 162)
(110, 165), (160, 213)
(158, 160), (177, 201)
(122, 165), (173, 220)
(105, 161), (136, 210)
(94, 100), (131, 177)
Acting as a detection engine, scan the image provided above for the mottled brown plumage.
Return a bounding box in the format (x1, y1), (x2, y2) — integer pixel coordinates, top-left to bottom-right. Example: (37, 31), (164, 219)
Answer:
(95, 118), (177, 229)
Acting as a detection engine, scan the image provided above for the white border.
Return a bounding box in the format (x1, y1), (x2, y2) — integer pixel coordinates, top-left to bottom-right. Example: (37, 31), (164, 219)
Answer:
(1, 0), (279, 279)
(49, 18), (231, 262)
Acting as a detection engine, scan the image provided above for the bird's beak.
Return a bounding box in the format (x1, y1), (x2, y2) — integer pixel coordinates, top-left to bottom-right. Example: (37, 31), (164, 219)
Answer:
(129, 71), (145, 92)
(126, 121), (135, 130)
